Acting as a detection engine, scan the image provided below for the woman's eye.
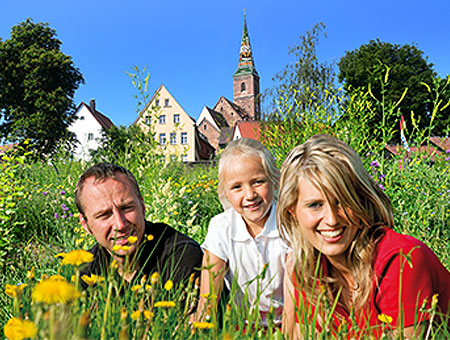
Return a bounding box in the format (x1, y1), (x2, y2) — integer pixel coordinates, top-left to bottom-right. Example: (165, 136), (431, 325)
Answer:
(307, 202), (322, 209)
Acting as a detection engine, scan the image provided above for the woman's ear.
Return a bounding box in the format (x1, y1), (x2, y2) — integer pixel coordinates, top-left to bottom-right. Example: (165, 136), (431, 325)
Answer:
(288, 206), (296, 220)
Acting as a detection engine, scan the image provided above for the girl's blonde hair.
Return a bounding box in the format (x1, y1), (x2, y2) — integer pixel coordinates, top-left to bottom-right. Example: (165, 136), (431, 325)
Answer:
(277, 134), (394, 314)
(218, 138), (279, 210)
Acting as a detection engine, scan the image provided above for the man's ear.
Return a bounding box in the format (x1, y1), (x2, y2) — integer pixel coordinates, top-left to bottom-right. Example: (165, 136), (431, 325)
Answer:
(79, 214), (92, 235)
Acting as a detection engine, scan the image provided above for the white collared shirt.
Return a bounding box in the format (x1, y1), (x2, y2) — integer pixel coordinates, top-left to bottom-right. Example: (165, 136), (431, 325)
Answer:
(202, 203), (289, 323)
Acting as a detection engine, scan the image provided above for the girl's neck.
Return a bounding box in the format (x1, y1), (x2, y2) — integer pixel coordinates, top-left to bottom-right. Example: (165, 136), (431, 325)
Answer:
(242, 206), (272, 238)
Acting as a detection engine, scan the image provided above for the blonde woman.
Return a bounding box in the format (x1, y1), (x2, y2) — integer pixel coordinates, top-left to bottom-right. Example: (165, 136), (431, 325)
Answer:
(277, 134), (450, 339)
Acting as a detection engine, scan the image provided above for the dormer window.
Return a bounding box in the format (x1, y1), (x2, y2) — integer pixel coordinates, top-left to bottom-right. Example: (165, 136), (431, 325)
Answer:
(241, 82), (246, 92)
(80, 116), (85, 120)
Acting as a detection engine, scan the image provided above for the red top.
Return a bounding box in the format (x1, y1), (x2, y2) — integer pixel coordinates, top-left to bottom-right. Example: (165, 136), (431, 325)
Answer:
(294, 228), (450, 338)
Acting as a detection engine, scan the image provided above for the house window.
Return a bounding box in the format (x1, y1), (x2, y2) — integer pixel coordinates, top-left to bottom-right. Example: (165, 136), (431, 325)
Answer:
(182, 154), (188, 162)
(203, 124), (207, 130)
(164, 99), (170, 107)
(145, 116), (151, 125)
(159, 115), (166, 124)
(80, 116), (85, 120)
(159, 133), (166, 145)
(181, 132), (188, 145)
(170, 133), (177, 145)
(87, 133), (94, 141)
(174, 114), (180, 124)
(155, 100), (160, 107)
(241, 82), (246, 92)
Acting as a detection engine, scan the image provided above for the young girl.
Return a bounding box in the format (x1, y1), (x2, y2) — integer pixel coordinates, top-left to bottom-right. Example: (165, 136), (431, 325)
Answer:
(278, 134), (450, 339)
(197, 138), (289, 326)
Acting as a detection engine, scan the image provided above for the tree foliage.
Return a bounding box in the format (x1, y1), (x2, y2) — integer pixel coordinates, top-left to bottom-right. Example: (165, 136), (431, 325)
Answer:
(338, 39), (439, 138)
(0, 18), (84, 156)
(263, 22), (337, 120)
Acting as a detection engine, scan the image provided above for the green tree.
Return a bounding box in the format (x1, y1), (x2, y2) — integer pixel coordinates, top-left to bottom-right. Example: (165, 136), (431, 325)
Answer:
(263, 22), (337, 120)
(338, 39), (437, 139)
(0, 18), (84, 156)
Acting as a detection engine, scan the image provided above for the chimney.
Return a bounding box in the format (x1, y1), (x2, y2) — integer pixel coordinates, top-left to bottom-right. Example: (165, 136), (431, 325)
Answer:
(89, 99), (96, 112)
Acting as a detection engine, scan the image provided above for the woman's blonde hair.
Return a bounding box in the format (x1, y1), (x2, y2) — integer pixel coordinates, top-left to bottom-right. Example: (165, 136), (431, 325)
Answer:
(277, 134), (394, 313)
(217, 138), (279, 209)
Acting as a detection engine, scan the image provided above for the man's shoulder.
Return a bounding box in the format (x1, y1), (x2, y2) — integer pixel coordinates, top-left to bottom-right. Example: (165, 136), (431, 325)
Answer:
(145, 220), (200, 250)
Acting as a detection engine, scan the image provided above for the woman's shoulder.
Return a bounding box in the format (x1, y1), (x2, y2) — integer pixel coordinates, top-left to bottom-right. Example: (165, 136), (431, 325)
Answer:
(373, 228), (438, 271)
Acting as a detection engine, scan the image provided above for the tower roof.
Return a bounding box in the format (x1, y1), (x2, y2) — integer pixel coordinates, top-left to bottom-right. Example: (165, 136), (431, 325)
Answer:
(234, 13), (258, 78)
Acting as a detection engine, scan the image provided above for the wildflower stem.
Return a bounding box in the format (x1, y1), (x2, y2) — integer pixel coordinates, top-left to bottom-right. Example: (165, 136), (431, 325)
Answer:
(50, 304), (55, 340)
(100, 281), (113, 340)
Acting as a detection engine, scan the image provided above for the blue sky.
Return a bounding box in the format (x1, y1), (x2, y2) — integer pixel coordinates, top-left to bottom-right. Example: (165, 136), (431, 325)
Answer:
(1, 0), (449, 127)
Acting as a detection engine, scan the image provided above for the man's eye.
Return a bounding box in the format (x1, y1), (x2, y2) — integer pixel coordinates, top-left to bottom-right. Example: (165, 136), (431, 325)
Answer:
(231, 185), (241, 190)
(123, 206), (134, 211)
(98, 212), (111, 219)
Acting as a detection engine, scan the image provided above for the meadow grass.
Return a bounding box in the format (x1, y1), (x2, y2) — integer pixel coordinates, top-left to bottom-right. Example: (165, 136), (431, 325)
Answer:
(1, 74), (449, 338)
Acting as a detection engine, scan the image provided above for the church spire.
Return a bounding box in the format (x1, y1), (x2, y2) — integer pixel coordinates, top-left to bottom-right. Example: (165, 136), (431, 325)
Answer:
(234, 11), (258, 77)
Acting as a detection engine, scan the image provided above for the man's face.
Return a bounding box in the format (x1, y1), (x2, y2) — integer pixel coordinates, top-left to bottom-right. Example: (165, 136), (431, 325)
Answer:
(79, 173), (146, 262)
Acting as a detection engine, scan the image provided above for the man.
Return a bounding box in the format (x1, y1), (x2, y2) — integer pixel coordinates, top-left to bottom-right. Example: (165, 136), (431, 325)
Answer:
(75, 162), (203, 288)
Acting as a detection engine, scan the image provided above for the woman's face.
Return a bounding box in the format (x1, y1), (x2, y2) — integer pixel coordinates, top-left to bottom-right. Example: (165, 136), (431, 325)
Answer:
(289, 177), (359, 266)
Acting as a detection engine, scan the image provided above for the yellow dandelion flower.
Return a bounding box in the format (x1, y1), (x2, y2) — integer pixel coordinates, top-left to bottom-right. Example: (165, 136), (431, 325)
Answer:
(5, 284), (26, 298)
(189, 273), (195, 283)
(55, 249), (93, 266)
(112, 245), (121, 252)
(131, 284), (142, 292)
(49, 274), (66, 281)
(127, 236), (138, 244)
(120, 307), (128, 319)
(110, 259), (119, 269)
(143, 310), (154, 320)
(145, 284), (152, 291)
(164, 280), (173, 291)
(32, 278), (80, 304)
(154, 300), (176, 308)
(4, 317), (37, 340)
(151, 272), (159, 285)
(131, 310), (141, 321)
(192, 321), (214, 329)
(81, 274), (104, 286)
(26, 267), (35, 280)
(146, 234), (154, 241)
(121, 246), (131, 252)
(377, 313), (393, 324)
(432, 294), (439, 308)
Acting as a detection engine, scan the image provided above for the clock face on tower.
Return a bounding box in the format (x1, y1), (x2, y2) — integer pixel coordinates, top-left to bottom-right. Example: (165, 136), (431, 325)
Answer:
(240, 44), (251, 57)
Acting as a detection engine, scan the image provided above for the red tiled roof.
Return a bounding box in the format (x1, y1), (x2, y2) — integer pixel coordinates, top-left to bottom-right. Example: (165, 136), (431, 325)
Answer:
(430, 137), (450, 152)
(235, 121), (261, 141)
(384, 144), (441, 161)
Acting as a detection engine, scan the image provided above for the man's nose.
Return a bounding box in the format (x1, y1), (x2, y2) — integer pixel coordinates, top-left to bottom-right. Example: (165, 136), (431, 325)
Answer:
(113, 209), (127, 231)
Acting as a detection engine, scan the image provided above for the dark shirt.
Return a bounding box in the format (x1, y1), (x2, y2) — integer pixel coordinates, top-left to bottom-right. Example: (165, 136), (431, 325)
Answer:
(79, 221), (203, 289)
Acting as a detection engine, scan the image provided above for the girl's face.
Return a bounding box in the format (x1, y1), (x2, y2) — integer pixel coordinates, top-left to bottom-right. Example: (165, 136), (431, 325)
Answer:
(223, 155), (274, 231)
(289, 177), (359, 266)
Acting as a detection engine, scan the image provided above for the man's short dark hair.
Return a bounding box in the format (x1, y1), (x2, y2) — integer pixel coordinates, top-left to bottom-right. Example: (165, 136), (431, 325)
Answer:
(75, 163), (142, 217)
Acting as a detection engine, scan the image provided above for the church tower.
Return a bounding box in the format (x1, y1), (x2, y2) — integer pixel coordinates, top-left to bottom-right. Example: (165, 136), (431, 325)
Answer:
(233, 14), (260, 120)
